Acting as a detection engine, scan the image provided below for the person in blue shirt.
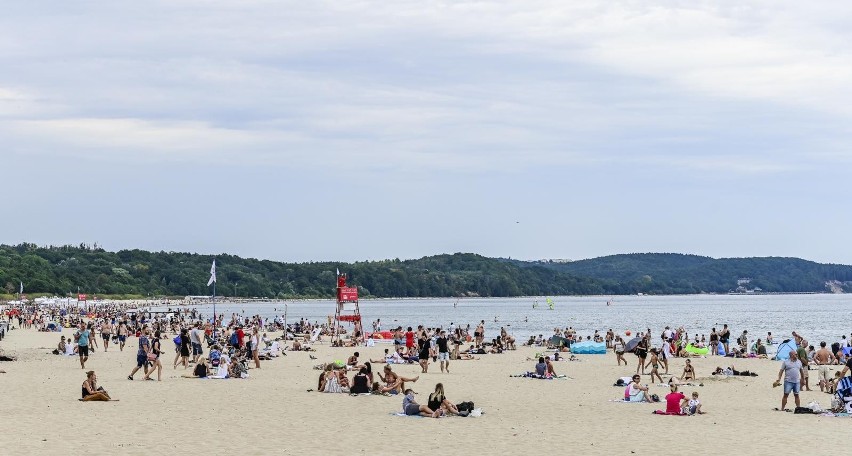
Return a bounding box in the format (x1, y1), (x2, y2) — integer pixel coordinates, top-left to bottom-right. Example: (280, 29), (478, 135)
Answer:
(76, 322), (92, 369)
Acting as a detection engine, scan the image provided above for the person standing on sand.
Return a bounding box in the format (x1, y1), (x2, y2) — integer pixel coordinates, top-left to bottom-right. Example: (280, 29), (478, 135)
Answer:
(814, 342), (835, 392)
(75, 322), (92, 369)
(775, 350), (804, 412)
(190, 322), (204, 364)
(720, 324), (730, 355)
(418, 333), (430, 373)
(709, 328), (718, 356)
(101, 320), (113, 352)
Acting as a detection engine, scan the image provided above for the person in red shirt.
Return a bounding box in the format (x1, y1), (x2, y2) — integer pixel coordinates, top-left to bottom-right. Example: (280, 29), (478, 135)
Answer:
(236, 326), (246, 349)
(662, 384), (687, 415)
(405, 327), (415, 350)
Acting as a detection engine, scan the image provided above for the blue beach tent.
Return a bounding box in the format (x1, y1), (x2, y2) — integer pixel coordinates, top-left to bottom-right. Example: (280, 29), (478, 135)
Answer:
(774, 340), (798, 360)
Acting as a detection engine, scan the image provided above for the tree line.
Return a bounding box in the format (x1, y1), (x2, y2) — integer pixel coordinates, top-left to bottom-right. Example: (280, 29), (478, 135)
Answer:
(0, 244), (849, 299)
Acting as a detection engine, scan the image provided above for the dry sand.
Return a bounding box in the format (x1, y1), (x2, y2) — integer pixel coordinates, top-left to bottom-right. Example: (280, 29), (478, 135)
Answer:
(0, 327), (845, 455)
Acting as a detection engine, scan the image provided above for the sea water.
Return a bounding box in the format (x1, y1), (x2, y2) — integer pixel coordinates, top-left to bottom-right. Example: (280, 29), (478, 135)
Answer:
(152, 294), (852, 347)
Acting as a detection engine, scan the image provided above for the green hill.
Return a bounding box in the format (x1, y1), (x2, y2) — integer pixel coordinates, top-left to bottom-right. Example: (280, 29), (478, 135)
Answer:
(522, 253), (852, 294)
(0, 244), (850, 298)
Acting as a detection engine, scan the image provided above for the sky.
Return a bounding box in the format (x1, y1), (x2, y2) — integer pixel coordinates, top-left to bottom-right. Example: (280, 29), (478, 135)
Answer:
(2, 1), (851, 264)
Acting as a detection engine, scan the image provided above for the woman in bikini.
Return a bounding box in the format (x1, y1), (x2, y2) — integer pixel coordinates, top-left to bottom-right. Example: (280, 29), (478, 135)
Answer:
(681, 358), (695, 381)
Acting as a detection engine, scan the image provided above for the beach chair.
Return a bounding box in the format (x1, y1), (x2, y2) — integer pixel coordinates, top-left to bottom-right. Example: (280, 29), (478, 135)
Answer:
(310, 327), (324, 344)
(835, 376), (852, 412)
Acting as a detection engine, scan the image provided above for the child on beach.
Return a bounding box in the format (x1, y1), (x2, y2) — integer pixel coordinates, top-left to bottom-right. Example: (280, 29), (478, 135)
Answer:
(686, 391), (703, 415)
(645, 349), (663, 383)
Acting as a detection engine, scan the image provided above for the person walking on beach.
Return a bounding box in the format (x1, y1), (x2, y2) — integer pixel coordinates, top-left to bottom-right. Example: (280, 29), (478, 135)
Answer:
(614, 336), (627, 366)
(128, 329), (151, 380)
(101, 320), (113, 352)
(75, 323), (92, 369)
(143, 330), (164, 381)
(118, 320), (128, 352)
(775, 350), (804, 412)
(437, 330), (450, 373)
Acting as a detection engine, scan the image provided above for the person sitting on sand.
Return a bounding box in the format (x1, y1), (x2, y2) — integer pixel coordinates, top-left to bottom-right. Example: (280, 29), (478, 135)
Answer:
(402, 389), (441, 417)
(350, 367), (370, 394)
(229, 358), (248, 379)
(56, 336), (67, 355)
(680, 359), (695, 381)
(535, 357), (547, 377)
(686, 391), (704, 415)
(427, 383), (459, 415)
(81, 371), (115, 401)
(654, 384), (686, 415)
(626, 374), (652, 402)
(380, 365), (418, 394)
(545, 357), (557, 377)
(182, 357), (209, 378)
(347, 352), (364, 370)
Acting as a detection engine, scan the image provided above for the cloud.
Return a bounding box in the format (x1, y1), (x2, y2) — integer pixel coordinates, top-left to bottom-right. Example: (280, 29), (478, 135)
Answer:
(1, 0), (851, 176)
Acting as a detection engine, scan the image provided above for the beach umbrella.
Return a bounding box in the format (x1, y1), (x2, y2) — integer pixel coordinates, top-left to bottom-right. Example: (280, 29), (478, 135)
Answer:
(624, 336), (641, 352)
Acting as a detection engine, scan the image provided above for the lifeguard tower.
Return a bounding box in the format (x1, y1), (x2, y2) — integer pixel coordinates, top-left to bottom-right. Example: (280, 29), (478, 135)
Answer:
(332, 272), (362, 346)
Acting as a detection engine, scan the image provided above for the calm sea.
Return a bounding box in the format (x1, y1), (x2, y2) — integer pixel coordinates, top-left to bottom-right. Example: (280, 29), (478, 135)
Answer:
(152, 294), (852, 347)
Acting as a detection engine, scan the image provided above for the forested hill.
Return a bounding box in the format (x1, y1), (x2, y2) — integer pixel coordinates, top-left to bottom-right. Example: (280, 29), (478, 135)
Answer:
(1, 244), (850, 298)
(512, 253), (852, 294)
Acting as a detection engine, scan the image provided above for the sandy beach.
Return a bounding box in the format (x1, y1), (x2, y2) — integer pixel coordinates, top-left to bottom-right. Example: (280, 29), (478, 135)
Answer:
(0, 326), (845, 455)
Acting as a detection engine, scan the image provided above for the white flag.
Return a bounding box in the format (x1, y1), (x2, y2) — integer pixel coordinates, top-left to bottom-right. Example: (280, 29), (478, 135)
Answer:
(336, 268), (340, 276)
(20, 281), (23, 294)
(207, 260), (217, 286)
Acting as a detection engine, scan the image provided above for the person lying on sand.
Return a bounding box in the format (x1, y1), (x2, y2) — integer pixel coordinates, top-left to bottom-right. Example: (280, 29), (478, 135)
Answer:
(402, 389), (441, 418)
(81, 371), (116, 401)
(712, 366), (757, 376)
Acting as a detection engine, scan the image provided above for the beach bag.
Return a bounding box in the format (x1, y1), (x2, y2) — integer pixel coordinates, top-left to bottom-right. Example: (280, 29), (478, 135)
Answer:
(173, 335), (181, 346)
(147, 353), (157, 361)
(229, 332), (239, 347)
(456, 401), (475, 413)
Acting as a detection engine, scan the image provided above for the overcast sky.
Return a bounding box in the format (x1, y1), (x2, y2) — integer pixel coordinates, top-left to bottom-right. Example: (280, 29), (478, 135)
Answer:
(2, 1), (851, 264)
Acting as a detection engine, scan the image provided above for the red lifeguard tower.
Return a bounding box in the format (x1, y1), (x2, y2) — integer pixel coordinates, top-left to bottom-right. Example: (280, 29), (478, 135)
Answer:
(333, 272), (362, 346)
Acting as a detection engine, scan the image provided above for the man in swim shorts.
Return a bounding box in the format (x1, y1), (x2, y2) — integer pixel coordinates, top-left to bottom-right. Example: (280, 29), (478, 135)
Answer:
(814, 341), (835, 392)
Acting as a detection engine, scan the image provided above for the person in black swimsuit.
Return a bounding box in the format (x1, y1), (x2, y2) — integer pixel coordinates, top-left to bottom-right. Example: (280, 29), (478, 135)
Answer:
(350, 367), (370, 394)
(81, 371), (113, 401)
(418, 334), (430, 374)
(635, 336), (649, 375)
